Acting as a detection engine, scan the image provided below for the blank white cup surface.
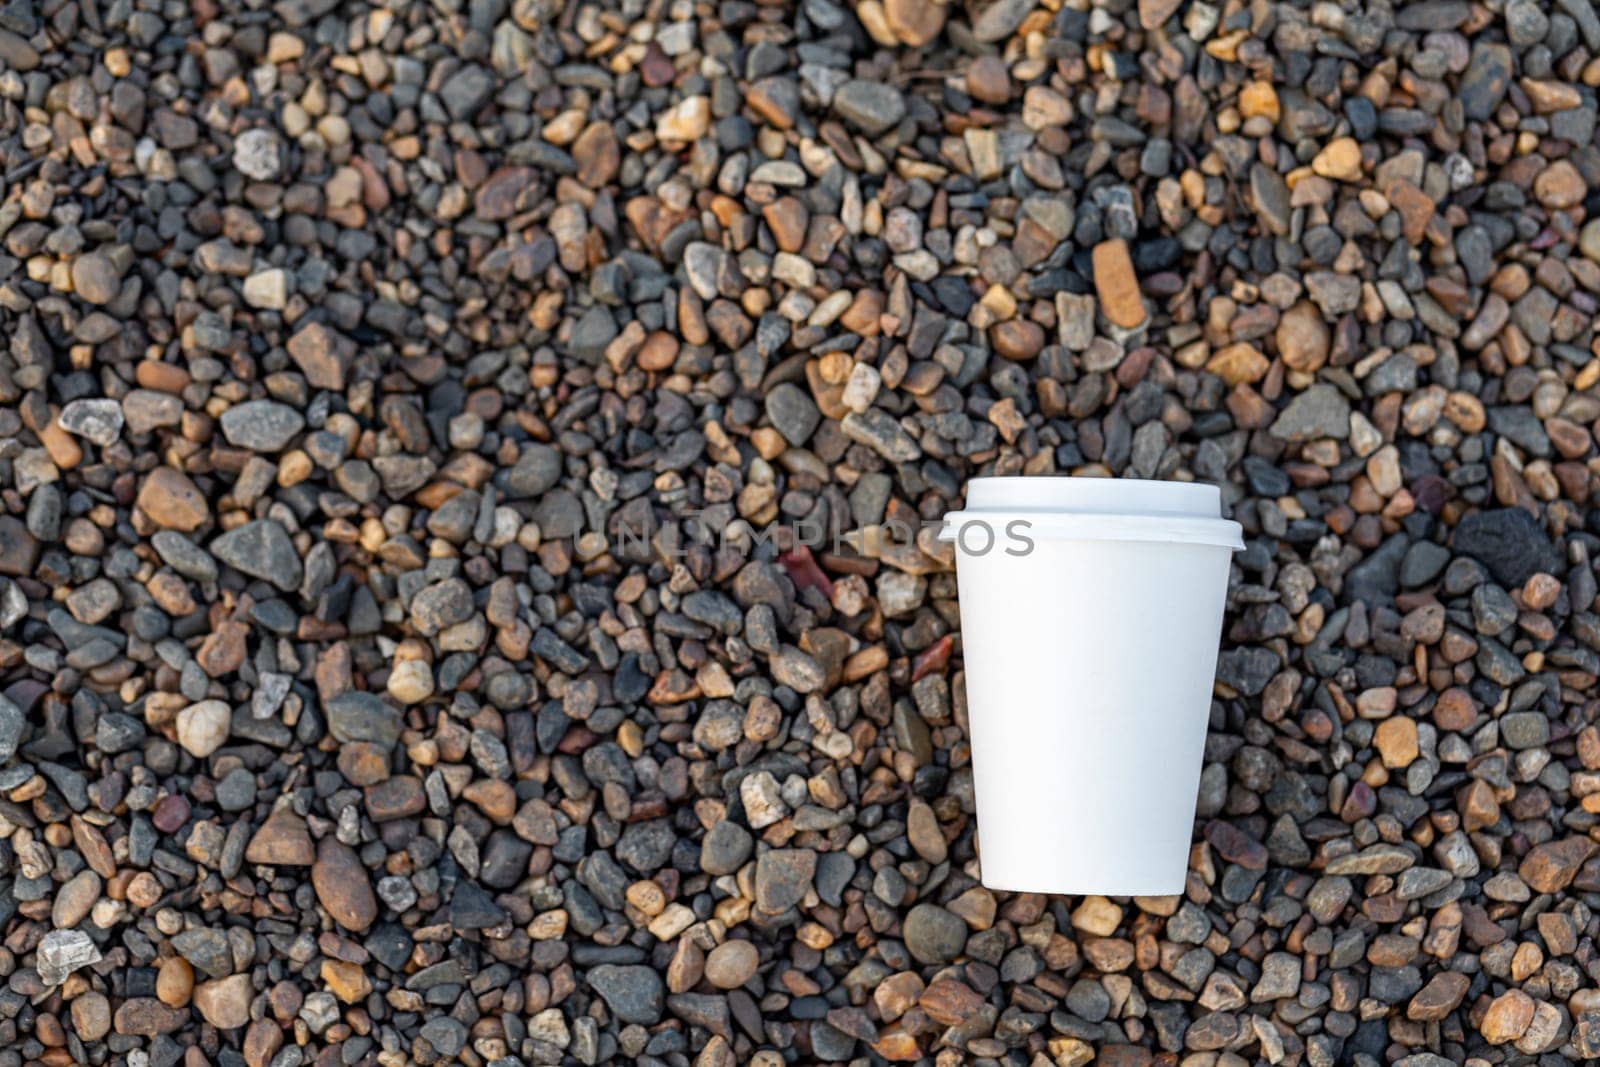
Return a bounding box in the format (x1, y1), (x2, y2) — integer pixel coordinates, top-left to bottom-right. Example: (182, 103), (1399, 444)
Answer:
(940, 477), (1243, 896)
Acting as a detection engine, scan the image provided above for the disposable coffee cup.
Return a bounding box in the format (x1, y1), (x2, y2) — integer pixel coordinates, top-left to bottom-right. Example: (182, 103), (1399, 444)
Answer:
(939, 477), (1243, 896)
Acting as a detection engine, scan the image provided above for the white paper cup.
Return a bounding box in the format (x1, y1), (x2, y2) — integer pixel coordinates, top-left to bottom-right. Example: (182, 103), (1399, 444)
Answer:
(940, 477), (1243, 896)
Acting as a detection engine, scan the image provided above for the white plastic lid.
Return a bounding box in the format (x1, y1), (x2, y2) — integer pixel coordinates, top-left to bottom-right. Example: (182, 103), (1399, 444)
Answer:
(940, 476), (1245, 549)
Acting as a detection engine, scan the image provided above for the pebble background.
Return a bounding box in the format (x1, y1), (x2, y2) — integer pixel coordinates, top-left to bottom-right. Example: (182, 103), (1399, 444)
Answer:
(5, 0), (1600, 1065)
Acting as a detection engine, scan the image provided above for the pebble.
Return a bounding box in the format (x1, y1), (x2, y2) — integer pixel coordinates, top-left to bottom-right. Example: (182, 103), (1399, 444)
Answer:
(704, 940), (760, 989)
(884, 0), (945, 44)
(175, 699), (230, 758)
(325, 690), (403, 747)
(70, 253), (121, 305)
(71, 992), (112, 1041)
(902, 903), (968, 964)
(1373, 716), (1419, 767)
(971, 0), (1036, 41)
(1408, 972), (1470, 1020)
(588, 965), (664, 1024)
(36, 930), (102, 986)
(832, 80), (906, 135)
(765, 382), (821, 445)
(210, 520), (303, 591)
(1092, 238), (1146, 328)
(1251, 952), (1302, 1001)
(1275, 302), (1330, 371)
(655, 96), (709, 141)
(755, 849), (816, 914)
(114, 999), (188, 1037)
(1453, 508), (1562, 585)
(1311, 138), (1363, 181)
(1071, 896), (1123, 936)
(58, 399), (124, 447)
(700, 821), (753, 875)
(1519, 837), (1596, 892)
(219, 400), (305, 452)
(232, 128), (281, 180)
(242, 268), (289, 309)
(991, 319), (1044, 360)
(156, 958), (194, 1007)
(965, 56), (1011, 103)
(1481, 989), (1535, 1043)
(440, 64), (494, 121)
(421, 1016), (469, 1056)
(193, 973), (253, 1030)
(1270, 384), (1351, 441)
(136, 467), (210, 531)
(386, 659), (435, 704)
(286, 322), (353, 390)
(312, 838), (378, 932)
(1460, 43), (1513, 120)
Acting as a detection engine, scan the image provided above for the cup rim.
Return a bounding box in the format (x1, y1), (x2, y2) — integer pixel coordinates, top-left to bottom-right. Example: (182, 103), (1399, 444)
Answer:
(941, 476), (1244, 550)
(962, 475), (1221, 517)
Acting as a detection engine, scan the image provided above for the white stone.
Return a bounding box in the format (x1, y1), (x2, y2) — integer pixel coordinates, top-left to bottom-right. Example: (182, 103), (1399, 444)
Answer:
(58, 399), (124, 447)
(740, 771), (786, 829)
(655, 96), (709, 142)
(243, 269), (288, 310)
(771, 252), (815, 289)
(233, 128), (281, 181)
(528, 1007), (571, 1048)
(176, 700), (230, 758)
(37, 929), (102, 986)
(842, 363), (882, 414)
(386, 660), (434, 704)
(1348, 411), (1382, 458)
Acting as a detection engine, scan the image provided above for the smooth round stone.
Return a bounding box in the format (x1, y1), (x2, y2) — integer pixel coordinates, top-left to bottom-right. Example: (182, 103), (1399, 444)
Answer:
(704, 940), (760, 989)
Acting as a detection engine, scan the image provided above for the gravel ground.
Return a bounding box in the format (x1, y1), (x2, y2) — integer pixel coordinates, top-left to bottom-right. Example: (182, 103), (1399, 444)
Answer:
(2, 0), (1600, 1064)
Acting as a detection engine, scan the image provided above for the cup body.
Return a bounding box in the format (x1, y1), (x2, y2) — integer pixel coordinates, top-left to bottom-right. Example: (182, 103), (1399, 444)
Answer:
(941, 478), (1242, 896)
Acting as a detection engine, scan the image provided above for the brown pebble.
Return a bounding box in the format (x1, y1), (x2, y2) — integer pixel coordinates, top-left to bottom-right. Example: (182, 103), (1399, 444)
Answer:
(126, 872), (164, 909)
(1311, 137), (1363, 181)
(572, 123), (620, 188)
(1459, 779), (1500, 831)
(884, 0), (946, 45)
(1373, 716), (1419, 768)
(286, 321), (354, 390)
(312, 837), (379, 932)
(636, 331), (680, 372)
(193, 974), (253, 1030)
(321, 959), (372, 1003)
(1480, 989), (1535, 1044)
(704, 940), (760, 989)
(965, 56), (1011, 104)
(135, 467), (210, 531)
(1520, 837), (1597, 893)
(1534, 160), (1585, 209)
(1206, 342), (1269, 385)
(990, 319), (1044, 360)
(115, 998), (188, 1037)
(1407, 971), (1469, 1021)
(1138, 0), (1182, 28)
(1432, 687), (1477, 732)
(244, 1018), (285, 1067)
(1276, 302), (1330, 372)
(762, 197), (809, 253)
(1092, 239), (1146, 329)
(245, 808), (316, 866)
(71, 992), (112, 1042)
(1522, 573), (1560, 610)
(157, 958), (194, 1008)
(920, 978), (986, 1026)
